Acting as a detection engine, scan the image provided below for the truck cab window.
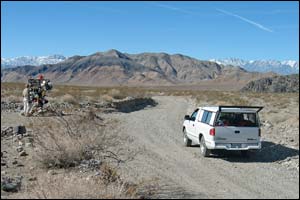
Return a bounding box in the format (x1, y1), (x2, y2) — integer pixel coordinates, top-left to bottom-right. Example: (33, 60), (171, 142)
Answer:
(190, 109), (199, 121)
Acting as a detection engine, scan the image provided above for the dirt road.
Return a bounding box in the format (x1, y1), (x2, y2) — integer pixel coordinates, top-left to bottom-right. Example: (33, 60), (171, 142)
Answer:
(110, 96), (299, 199)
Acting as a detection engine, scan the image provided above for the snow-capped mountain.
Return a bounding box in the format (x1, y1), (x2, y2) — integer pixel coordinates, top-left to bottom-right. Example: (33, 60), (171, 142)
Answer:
(210, 58), (299, 75)
(1, 54), (67, 68)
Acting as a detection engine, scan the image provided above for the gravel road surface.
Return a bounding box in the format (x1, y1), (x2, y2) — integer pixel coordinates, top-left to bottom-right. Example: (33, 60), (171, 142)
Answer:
(110, 96), (299, 199)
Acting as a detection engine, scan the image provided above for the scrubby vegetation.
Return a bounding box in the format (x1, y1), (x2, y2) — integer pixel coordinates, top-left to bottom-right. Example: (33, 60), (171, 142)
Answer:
(1, 82), (299, 198)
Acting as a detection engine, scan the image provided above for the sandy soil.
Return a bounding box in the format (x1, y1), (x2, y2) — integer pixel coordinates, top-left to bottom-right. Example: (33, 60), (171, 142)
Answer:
(108, 96), (299, 199)
(1, 95), (299, 199)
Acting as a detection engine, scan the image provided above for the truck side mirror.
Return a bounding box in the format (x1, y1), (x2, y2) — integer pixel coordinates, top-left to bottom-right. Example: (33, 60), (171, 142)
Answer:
(190, 116), (196, 121)
(184, 115), (190, 120)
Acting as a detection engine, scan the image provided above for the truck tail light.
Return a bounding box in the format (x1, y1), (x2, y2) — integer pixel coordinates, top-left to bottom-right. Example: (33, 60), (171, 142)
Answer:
(258, 128), (261, 137)
(210, 128), (215, 136)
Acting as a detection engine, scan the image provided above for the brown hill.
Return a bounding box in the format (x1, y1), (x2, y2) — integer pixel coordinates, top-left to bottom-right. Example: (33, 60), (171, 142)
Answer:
(1, 49), (275, 86)
(241, 74), (299, 93)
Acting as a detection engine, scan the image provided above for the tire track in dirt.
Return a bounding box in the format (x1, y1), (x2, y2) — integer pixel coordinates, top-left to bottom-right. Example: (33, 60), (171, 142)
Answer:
(110, 96), (299, 199)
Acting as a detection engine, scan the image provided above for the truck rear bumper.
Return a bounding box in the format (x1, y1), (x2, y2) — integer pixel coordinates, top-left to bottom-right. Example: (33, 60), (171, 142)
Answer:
(206, 141), (261, 150)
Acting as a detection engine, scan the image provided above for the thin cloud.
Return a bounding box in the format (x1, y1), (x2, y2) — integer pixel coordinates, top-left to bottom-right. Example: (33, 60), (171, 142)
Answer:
(153, 3), (198, 15)
(216, 8), (273, 33)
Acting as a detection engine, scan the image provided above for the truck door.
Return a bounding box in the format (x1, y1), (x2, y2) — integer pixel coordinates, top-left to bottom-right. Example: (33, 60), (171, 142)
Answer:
(186, 109), (199, 139)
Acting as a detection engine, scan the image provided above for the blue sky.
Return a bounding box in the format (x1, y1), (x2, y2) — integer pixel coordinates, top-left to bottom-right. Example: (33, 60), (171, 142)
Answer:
(1, 1), (299, 60)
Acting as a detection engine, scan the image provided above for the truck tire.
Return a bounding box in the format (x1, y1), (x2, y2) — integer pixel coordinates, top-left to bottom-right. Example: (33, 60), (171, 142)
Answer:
(200, 136), (210, 157)
(183, 129), (192, 147)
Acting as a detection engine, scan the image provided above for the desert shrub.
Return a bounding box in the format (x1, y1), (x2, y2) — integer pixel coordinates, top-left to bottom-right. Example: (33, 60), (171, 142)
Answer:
(60, 94), (78, 105)
(4, 95), (22, 103)
(84, 95), (98, 103)
(17, 172), (158, 199)
(32, 111), (123, 169)
(99, 94), (114, 103)
(99, 163), (121, 185)
(34, 123), (92, 168)
(24, 110), (156, 199)
(194, 91), (250, 106)
(16, 172), (139, 199)
(108, 89), (126, 100)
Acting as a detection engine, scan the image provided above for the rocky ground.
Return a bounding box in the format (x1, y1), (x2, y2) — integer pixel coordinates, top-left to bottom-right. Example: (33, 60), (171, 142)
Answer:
(241, 74), (299, 93)
(1, 97), (159, 199)
(1, 94), (299, 199)
(107, 96), (299, 199)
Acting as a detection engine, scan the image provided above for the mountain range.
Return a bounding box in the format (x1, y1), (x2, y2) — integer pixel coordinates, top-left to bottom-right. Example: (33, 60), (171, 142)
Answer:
(1, 55), (67, 68)
(2, 54), (298, 76)
(1, 49), (276, 87)
(210, 58), (299, 75)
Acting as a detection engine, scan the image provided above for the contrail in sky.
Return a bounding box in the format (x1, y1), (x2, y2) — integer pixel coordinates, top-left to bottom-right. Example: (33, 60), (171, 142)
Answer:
(153, 3), (198, 15)
(216, 8), (274, 33)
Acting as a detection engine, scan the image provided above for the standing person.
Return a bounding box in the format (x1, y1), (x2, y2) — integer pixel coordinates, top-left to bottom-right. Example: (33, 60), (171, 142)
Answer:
(38, 74), (44, 81)
(22, 83), (32, 117)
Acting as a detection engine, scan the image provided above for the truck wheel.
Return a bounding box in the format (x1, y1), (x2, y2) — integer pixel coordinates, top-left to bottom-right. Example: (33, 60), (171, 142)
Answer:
(183, 129), (192, 147)
(200, 136), (210, 157)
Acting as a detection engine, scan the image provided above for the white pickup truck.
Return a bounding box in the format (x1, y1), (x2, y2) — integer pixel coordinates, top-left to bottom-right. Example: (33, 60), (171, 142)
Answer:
(183, 106), (263, 157)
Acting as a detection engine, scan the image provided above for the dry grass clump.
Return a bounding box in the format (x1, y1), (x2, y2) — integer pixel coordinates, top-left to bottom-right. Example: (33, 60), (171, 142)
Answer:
(32, 110), (122, 169)
(194, 91), (250, 106)
(108, 89), (126, 100)
(99, 94), (114, 103)
(23, 110), (157, 199)
(59, 94), (78, 105)
(1, 82), (23, 96)
(1, 82), (157, 104)
(16, 172), (140, 199)
(4, 95), (23, 103)
(33, 122), (92, 168)
(23, 173), (158, 199)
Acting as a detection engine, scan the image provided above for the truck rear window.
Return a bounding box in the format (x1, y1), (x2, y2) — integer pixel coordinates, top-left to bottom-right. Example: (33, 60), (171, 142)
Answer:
(215, 112), (258, 127)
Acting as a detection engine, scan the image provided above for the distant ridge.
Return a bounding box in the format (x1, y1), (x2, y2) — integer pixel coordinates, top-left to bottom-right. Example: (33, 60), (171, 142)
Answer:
(1, 55), (67, 68)
(210, 58), (299, 75)
(1, 49), (275, 87)
(241, 74), (299, 92)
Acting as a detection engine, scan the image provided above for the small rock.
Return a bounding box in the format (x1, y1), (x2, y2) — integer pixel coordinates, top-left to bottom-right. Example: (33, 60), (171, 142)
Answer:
(1, 176), (22, 192)
(13, 125), (26, 135)
(12, 160), (18, 165)
(1, 126), (13, 137)
(25, 143), (33, 148)
(22, 133), (29, 137)
(1, 171), (6, 175)
(19, 151), (27, 157)
(18, 141), (23, 146)
(1, 160), (6, 166)
(26, 137), (34, 143)
(16, 146), (23, 152)
(16, 163), (24, 167)
(15, 176), (23, 181)
(1, 183), (19, 192)
(95, 171), (101, 176)
(13, 126), (19, 134)
(28, 177), (37, 181)
(47, 170), (57, 175)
